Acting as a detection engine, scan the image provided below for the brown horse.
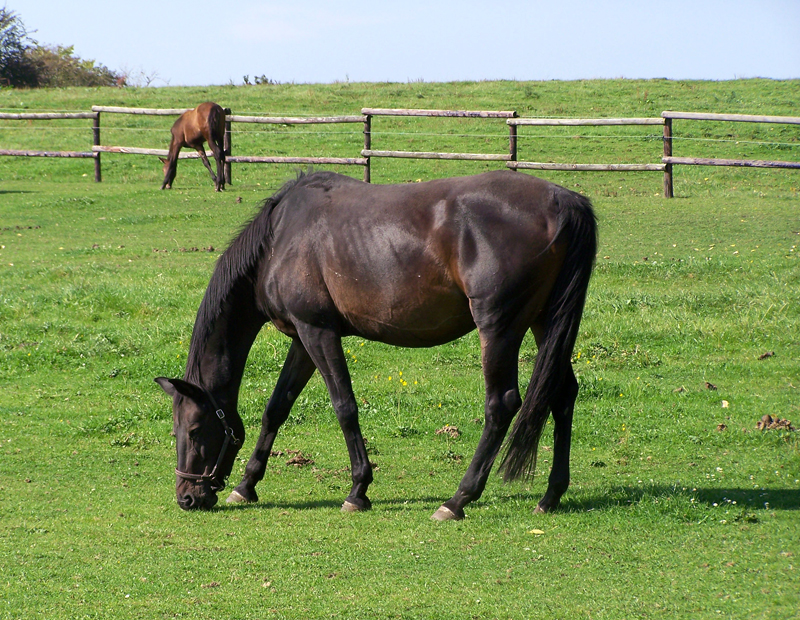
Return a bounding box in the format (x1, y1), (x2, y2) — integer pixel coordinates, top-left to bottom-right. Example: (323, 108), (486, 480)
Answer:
(160, 102), (227, 191)
(156, 170), (597, 519)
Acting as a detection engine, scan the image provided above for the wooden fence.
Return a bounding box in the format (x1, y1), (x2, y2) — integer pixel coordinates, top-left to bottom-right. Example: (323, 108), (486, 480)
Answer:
(506, 116), (669, 190)
(361, 108), (518, 173)
(661, 111), (800, 197)
(89, 106), (370, 183)
(2, 106), (798, 197)
(0, 111), (102, 181)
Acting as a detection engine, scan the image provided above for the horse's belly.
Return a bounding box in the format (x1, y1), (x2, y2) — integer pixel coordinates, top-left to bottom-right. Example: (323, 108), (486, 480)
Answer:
(336, 284), (475, 347)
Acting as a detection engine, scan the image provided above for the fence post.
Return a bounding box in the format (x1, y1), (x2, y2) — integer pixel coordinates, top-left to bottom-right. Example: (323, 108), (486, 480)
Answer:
(224, 108), (232, 185)
(363, 114), (371, 183)
(93, 112), (101, 182)
(509, 122), (517, 168)
(663, 117), (673, 198)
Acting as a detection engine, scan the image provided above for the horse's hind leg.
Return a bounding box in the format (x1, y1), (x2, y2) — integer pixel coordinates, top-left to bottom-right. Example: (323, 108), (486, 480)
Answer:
(211, 136), (226, 191)
(536, 364), (578, 513)
(433, 329), (523, 521)
(228, 339), (317, 504)
(296, 323), (373, 512)
(196, 147), (218, 188)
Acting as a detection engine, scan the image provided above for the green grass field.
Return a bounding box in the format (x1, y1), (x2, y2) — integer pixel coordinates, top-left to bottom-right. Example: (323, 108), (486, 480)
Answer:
(1, 80), (798, 619)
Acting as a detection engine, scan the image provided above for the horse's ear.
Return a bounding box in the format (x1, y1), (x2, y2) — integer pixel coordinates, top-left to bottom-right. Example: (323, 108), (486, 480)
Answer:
(155, 377), (204, 401)
(158, 157), (167, 164)
(155, 377), (178, 397)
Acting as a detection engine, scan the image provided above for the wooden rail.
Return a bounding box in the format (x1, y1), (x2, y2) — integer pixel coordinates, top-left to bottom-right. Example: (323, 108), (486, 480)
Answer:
(0, 112), (98, 120)
(509, 117), (664, 126)
(91, 106), (190, 116)
(363, 108), (516, 119)
(229, 115), (366, 125)
(662, 111), (800, 125)
(509, 162), (665, 172)
(227, 155), (368, 166)
(92, 145), (213, 158)
(663, 156), (800, 170)
(0, 148), (95, 158)
(362, 149), (510, 161)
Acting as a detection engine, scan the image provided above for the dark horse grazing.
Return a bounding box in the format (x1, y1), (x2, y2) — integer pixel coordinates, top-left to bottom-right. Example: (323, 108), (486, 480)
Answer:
(156, 170), (596, 520)
(160, 102), (227, 191)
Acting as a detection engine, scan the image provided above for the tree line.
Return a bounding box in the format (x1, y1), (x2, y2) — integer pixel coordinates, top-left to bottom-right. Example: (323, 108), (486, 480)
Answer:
(1, 7), (122, 88)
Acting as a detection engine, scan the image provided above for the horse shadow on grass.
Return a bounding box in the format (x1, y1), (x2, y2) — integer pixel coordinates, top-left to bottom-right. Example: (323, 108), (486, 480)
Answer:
(218, 486), (800, 514)
(221, 495), (449, 513)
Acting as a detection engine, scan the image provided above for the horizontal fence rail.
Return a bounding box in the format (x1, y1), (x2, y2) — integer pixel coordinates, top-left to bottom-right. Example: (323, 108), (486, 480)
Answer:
(0, 112), (98, 120)
(226, 156), (368, 165)
(362, 149), (511, 161)
(362, 108), (517, 118)
(662, 111), (800, 125)
(0, 148), (95, 158)
(91, 106), (191, 116)
(1, 105), (797, 195)
(663, 156), (800, 169)
(509, 162), (665, 172)
(229, 115), (366, 125)
(508, 117), (664, 126)
(92, 145), (213, 158)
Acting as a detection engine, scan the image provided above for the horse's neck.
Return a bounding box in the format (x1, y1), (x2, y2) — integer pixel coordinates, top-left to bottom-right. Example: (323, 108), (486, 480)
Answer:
(185, 289), (266, 408)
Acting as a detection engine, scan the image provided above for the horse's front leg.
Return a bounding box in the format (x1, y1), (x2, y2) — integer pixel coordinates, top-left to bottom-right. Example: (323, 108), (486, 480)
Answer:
(296, 323), (373, 512)
(227, 338), (316, 504)
(433, 329), (523, 521)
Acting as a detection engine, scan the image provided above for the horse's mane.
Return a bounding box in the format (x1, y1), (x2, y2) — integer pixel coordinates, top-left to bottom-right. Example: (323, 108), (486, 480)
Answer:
(185, 171), (315, 382)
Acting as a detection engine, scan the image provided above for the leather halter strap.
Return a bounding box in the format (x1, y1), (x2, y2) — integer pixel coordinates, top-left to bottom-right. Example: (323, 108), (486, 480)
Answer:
(175, 391), (241, 491)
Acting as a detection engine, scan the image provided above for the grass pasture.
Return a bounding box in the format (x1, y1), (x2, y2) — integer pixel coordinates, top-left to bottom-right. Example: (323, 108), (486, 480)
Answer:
(0, 80), (799, 619)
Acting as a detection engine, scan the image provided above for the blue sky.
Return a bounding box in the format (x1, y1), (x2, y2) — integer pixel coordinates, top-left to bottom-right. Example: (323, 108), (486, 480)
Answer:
(11, 0), (800, 86)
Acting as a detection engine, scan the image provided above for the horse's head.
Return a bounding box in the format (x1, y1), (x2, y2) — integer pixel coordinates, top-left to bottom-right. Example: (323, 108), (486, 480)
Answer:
(155, 377), (244, 510)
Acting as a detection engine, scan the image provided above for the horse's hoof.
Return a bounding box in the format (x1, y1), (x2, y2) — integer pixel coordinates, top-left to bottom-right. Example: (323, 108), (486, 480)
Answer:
(341, 500), (370, 513)
(535, 500), (559, 514)
(431, 505), (463, 521)
(226, 490), (249, 504)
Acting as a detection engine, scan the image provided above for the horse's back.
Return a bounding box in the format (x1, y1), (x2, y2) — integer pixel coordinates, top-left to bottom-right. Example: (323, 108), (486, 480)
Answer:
(173, 102), (224, 146)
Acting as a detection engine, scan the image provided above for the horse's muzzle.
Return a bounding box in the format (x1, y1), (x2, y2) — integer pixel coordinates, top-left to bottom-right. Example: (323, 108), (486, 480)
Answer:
(177, 489), (219, 511)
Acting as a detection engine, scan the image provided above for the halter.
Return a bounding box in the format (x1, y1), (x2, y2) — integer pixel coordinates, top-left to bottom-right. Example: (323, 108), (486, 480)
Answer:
(175, 391), (241, 492)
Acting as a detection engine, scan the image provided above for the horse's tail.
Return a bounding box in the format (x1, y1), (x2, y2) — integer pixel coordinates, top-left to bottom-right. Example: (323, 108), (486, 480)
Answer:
(498, 188), (597, 482)
(208, 103), (226, 149)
